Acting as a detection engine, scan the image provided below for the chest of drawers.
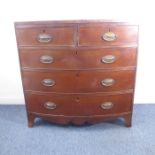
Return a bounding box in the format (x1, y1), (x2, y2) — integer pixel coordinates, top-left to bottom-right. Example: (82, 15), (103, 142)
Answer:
(15, 20), (138, 127)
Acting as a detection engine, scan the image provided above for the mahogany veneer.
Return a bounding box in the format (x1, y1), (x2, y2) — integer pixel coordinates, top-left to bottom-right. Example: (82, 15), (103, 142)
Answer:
(15, 20), (138, 127)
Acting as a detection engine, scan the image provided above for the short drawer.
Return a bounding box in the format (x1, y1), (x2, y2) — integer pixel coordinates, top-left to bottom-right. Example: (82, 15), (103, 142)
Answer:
(26, 93), (133, 116)
(79, 24), (138, 46)
(77, 48), (137, 68)
(15, 26), (75, 46)
(19, 48), (137, 69)
(22, 70), (135, 93)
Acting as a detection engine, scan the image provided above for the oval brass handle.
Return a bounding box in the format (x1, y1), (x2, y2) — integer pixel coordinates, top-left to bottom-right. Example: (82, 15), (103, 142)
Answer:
(44, 102), (57, 110)
(40, 55), (54, 64)
(101, 102), (114, 110)
(37, 33), (52, 43)
(101, 55), (116, 64)
(101, 78), (115, 86)
(42, 79), (55, 87)
(102, 32), (116, 41)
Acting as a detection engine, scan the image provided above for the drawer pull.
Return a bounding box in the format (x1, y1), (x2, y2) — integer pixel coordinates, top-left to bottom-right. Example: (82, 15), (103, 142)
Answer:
(37, 33), (52, 43)
(102, 32), (116, 42)
(44, 102), (57, 110)
(40, 55), (54, 64)
(101, 102), (114, 110)
(42, 79), (55, 87)
(101, 78), (115, 86)
(101, 55), (116, 63)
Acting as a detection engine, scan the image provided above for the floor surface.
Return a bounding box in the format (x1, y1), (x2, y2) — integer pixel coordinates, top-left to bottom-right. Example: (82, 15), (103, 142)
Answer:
(0, 104), (155, 155)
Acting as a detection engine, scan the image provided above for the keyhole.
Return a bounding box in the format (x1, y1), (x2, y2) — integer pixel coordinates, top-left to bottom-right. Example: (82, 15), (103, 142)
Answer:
(75, 97), (80, 102)
(76, 72), (79, 77)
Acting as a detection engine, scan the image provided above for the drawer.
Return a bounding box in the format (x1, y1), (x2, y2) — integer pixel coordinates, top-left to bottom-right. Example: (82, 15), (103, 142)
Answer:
(19, 48), (137, 69)
(22, 70), (135, 93)
(15, 26), (75, 46)
(79, 24), (138, 46)
(26, 93), (133, 116)
(77, 48), (137, 68)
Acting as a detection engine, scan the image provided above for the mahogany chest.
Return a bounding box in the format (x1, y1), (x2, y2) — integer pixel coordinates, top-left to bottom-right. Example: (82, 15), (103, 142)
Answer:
(14, 20), (138, 127)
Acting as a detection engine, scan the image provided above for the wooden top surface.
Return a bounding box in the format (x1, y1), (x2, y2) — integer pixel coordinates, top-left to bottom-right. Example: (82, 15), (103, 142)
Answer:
(15, 19), (138, 27)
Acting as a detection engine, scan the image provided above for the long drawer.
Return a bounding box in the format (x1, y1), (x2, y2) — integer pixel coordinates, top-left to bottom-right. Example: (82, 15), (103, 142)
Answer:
(26, 92), (133, 116)
(22, 70), (135, 93)
(19, 48), (137, 69)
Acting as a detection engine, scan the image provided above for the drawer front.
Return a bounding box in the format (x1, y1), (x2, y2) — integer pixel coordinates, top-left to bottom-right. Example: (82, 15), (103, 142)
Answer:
(19, 48), (137, 69)
(22, 70), (135, 93)
(79, 24), (138, 46)
(77, 48), (137, 68)
(26, 93), (133, 116)
(15, 26), (75, 46)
